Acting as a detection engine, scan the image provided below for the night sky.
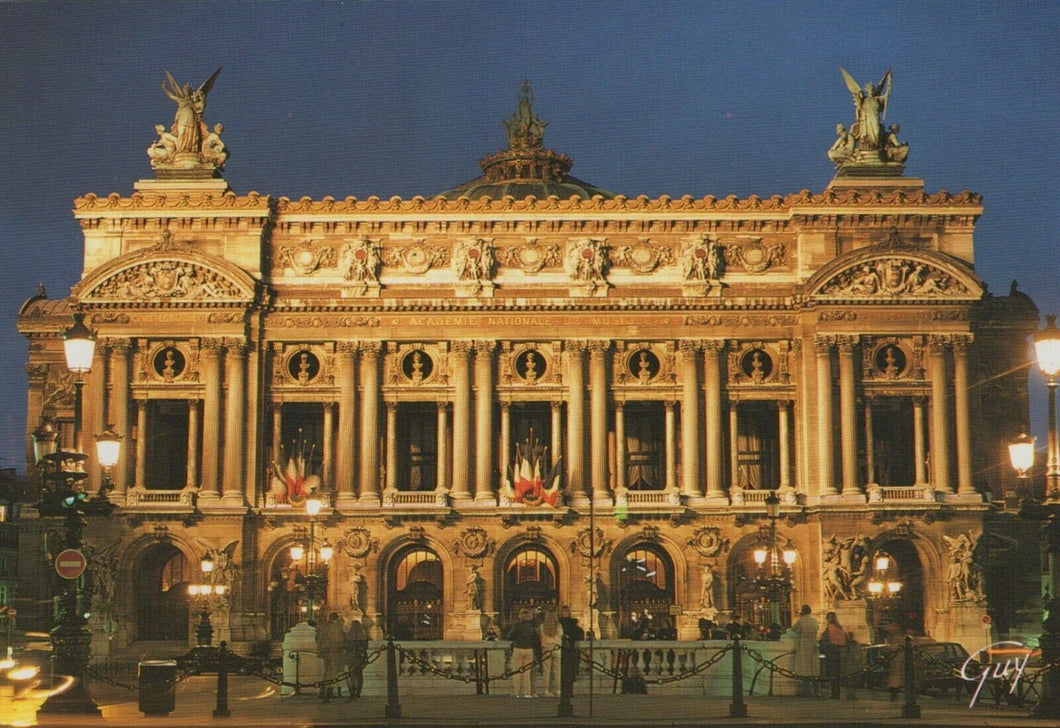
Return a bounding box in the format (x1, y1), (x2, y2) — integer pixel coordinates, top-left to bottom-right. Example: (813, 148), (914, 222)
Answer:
(1, 1), (1058, 473)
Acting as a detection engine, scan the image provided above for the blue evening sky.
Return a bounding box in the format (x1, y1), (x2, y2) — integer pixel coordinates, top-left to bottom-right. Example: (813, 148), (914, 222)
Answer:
(1, 1), (1057, 473)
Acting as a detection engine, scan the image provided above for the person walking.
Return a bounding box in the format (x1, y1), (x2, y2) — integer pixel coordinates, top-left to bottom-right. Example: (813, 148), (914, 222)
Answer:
(820, 612), (848, 699)
(505, 608), (542, 698)
(315, 612), (346, 702)
(789, 604), (820, 697)
(344, 619), (368, 701)
(539, 610), (562, 697)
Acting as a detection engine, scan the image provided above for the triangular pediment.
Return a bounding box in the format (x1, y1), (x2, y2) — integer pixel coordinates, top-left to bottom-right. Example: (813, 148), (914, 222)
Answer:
(806, 247), (982, 303)
(73, 241), (257, 306)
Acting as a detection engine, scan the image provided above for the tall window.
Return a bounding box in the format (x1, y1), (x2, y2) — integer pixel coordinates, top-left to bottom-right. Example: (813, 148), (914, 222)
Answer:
(625, 403), (664, 489)
(145, 400), (190, 489)
(503, 546), (558, 622)
(617, 545), (675, 637)
(734, 402), (779, 490)
(867, 399), (916, 486)
(280, 403), (324, 479)
(398, 404), (437, 491)
(388, 547), (443, 640)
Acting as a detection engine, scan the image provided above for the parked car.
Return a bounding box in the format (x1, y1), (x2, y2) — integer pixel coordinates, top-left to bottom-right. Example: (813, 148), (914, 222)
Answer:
(854, 639), (980, 695)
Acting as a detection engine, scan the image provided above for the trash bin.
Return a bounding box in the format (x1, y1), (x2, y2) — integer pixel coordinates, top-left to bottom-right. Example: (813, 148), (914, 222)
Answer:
(138, 660), (177, 716)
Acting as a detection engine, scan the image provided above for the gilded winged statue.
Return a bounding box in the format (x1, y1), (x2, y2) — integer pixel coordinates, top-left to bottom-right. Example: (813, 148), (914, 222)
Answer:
(840, 67), (892, 152)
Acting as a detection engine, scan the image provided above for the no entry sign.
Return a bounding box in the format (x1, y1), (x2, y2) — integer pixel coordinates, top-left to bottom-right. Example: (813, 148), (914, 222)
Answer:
(55, 549), (87, 580)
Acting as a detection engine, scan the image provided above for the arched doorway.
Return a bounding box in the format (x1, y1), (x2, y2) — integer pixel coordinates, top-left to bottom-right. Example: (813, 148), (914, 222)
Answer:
(134, 543), (192, 641)
(729, 541), (795, 631)
(503, 546), (559, 622)
(387, 546), (443, 640)
(867, 538), (924, 640)
(616, 544), (675, 638)
(266, 550), (306, 639)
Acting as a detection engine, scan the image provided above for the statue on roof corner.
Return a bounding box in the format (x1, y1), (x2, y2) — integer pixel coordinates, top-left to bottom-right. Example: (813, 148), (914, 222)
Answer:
(829, 68), (908, 173)
(148, 67), (227, 173)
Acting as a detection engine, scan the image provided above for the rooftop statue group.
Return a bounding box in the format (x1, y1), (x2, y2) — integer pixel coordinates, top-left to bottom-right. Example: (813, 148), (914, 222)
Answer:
(828, 68), (909, 170)
(147, 68), (229, 171)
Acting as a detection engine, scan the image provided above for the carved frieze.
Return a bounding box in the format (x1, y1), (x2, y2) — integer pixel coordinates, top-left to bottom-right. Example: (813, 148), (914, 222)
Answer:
(614, 238), (675, 274)
(382, 240), (449, 274)
(276, 239), (337, 275)
(724, 237), (787, 274)
(497, 238), (561, 273)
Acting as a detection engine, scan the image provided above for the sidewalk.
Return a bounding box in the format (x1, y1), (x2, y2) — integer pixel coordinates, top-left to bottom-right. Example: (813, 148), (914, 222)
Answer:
(4, 676), (1055, 728)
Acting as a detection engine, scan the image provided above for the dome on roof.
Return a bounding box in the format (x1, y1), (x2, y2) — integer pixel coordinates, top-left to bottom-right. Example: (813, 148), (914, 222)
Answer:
(435, 81), (614, 201)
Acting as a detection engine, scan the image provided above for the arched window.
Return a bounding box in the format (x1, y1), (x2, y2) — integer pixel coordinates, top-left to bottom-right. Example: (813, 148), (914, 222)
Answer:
(135, 544), (193, 641)
(388, 547), (443, 640)
(503, 546), (558, 622)
(617, 544), (675, 638)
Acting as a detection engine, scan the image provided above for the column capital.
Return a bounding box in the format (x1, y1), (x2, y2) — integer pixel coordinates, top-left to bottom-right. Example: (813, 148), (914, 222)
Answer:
(701, 339), (725, 354)
(835, 334), (859, 353)
(436, 401), (450, 413)
(565, 340), (588, 354)
(928, 334), (952, 352)
(323, 401), (335, 413)
(550, 399), (563, 411)
(385, 401), (398, 413)
(336, 341), (359, 355)
(952, 333), (974, 353)
(664, 400), (677, 413)
(201, 337), (225, 353)
(360, 340), (383, 356)
(101, 337), (132, 354)
(813, 334), (835, 355)
(587, 339), (612, 355)
(451, 340), (474, 354)
(473, 340), (497, 356)
(677, 339), (701, 354)
(223, 338), (246, 356)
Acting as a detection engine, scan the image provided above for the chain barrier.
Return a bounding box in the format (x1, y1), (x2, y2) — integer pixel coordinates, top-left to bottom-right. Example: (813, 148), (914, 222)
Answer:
(394, 644), (557, 684)
(577, 644), (732, 686)
(86, 663), (196, 692)
(256, 645), (387, 690)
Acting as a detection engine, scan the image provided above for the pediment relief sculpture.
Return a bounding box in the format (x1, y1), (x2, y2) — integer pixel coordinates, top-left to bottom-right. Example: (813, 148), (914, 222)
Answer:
(817, 258), (969, 299)
(88, 259), (244, 301)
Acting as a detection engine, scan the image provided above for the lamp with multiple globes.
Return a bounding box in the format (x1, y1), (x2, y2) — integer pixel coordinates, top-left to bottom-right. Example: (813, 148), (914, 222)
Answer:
(290, 495), (333, 623)
(1010, 313), (1060, 719)
(187, 555), (227, 647)
(751, 492), (797, 627)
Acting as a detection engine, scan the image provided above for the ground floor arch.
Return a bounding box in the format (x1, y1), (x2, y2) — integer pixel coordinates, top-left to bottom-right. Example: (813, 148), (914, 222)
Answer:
(133, 542), (193, 641)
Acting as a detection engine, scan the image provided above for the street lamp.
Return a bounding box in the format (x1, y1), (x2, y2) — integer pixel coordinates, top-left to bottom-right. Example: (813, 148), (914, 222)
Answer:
(290, 495), (332, 623)
(1012, 313), (1060, 719)
(95, 425), (122, 497)
(1009, 433), (1037, 481)
(752, 492), (797, 627)
(187, 555), (226, 647)
(37, 313), (116, 717)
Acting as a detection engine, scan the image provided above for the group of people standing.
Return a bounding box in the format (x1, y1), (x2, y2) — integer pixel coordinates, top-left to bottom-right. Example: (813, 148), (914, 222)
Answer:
(787, 605), (851, 699)
(315, 613), (369, 703)
(501, 605), (585, 698)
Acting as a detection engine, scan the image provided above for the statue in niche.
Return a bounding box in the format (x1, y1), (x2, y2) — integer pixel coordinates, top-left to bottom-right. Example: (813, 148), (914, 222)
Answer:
(160, 68), (221, 156)
(465, 565), (484, 611)
(700, 565), (716, 611)
(297, 352), (312, 384)
(637, 351), (652, 384)
(523, 351), (539, 384)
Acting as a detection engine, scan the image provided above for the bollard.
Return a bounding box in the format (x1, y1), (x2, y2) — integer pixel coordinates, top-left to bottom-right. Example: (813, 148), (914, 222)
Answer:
(213, 640), (231, 718)
(901, 636), (920, 719)
(557, 637), (575, 718)
(729, 637), (747, 718)
(384, 635), (402, 719)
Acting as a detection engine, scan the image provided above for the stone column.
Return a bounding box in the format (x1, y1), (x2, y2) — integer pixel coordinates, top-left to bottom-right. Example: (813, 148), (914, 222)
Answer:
(87, 346), (107, 496)
(679, 340), (701, 498)
(864, 396), (876, 487)
(778, 400), (791, 490)
(729, 402), (740, 489)
(359, 342), (382, 505)
(135, 400), (147, 488)
(566, 342), (587, 501)
(186, 400), (200, 489)
(702, 340), (724, 500)
(335, 343), (358, 508)
(271, 404), (283, 469)
(550, 401), (563, 469)
(436, 403), (449, 494)
(953, 336), (975, 495)
(222, 340), (246, 506)
(614, 403), (627, 491)
(322, 402), (334, 490)
(838, 336), (860, 495)
(450, 342), (473, 501)
(914, 397), (927, 486)
(664, 401), (678, 491)
(589, 341), (610, 501)
(930, 338), (952, 493)
(815, 336), (837, 496)
(108, 340), (132, 495)
(199, 340), (223, 502)
(385, 402), (398, 492)
(474, 341), (496, 502)
(499, 402), (511, 489)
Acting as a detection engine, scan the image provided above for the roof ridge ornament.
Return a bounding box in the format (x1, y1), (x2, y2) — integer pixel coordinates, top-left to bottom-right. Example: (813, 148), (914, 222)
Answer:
(829, 67), (909, 178)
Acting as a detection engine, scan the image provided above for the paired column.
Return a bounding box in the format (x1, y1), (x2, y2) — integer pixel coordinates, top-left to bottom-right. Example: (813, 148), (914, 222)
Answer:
(837, 336), (860, 496)
(952, 336), (975, 495)
(108, 340), (131, 495)
(499, 402), (511, 488)
(385, 402), (398, 492)
(664, 401), (678, 490)
(702, 341), (725, 499)
(358, 342), (382, 505)
(864, 397), (876, 487)
(679, 341), (702, 498)
(335, 343), (358, 507)
(135, 401), (147, 489)
(566, 342), (587, 501)
(435, 403), (449, 494)
(777, 400), (792, 490)
(614, 403), (626, 491)
(474, 341), (496, 502)
(450, 342), (473, 501)
(913, 397), (927, 485)
(222, 340), (246, 505)
(186, 400), (200, 489)
(814, 336), (837, 496)
(589, 341), (610, 500)
(550, 401), (563, 469)
(929, 337), (952, 493)
(199, 340), (223, 500)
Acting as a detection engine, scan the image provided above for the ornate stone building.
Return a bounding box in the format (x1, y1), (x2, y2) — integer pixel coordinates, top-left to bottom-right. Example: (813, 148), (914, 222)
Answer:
(16, 72), (1040, 656)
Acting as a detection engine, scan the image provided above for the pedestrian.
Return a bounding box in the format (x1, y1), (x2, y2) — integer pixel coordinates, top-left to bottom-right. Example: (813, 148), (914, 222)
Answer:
(884, 622), (907, 700)
(820, 611), (847, 699)
(315, 612), (346, 702)
(788, 604), (820, 697)
(505, 607), (542, 698)
(558, 605), (585, 643)
(344, 619), (368, 701)
(539, 609), (562, 697)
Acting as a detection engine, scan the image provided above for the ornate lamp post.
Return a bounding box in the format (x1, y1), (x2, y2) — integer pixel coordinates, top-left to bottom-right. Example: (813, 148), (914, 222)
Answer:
(35, 313), (116, 717)
(866, 552), (903, 640)
(290, 495), (332, 623)
(187, 555), (226, 647)
(752, 492), (797, 627)
(1012, 313), (1060, 719)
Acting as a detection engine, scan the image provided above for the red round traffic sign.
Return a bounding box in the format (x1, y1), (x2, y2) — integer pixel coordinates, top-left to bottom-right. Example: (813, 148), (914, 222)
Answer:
(982, 614), (992, 625)
(55, 549), (87, 580)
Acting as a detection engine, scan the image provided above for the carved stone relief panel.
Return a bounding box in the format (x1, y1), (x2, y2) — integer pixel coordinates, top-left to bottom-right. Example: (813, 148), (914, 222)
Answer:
(496, 237), (561, 274)
(613, 237), (675, 274)
(275, 238), (337, 276)
(728, 341), (788, 385)
(502, 342), (560, 386)
(271, 343), (334, 387)
(723, 236), (789, 274)
(386, 343), (446, 386)
(613, 342), (673, 385)
(382, 238), (450, 274)
(861, 337), (913, 381)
